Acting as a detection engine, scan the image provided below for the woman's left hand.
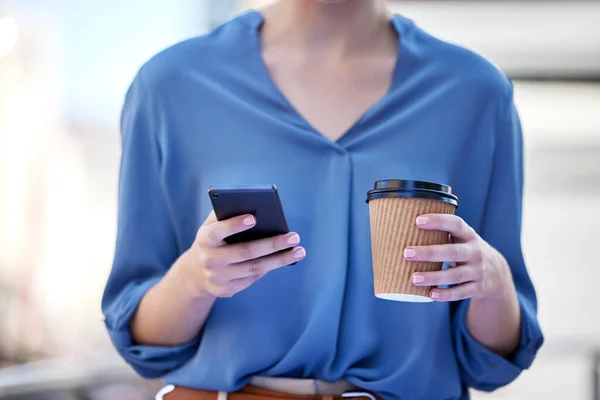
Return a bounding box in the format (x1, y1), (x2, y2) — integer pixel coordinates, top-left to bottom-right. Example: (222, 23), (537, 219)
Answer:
(405, 214), (515, 302)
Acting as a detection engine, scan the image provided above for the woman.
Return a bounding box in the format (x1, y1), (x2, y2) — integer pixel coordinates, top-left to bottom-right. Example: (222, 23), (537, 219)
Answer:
(101, 1), (544, 399)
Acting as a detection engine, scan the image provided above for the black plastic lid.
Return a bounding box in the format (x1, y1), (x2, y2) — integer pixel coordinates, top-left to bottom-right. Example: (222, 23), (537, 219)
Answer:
(366, 179), (458, 206)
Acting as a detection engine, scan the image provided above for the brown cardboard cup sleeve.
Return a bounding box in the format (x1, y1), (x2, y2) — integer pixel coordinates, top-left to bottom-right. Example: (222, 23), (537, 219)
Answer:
(366, 180), (458, 302)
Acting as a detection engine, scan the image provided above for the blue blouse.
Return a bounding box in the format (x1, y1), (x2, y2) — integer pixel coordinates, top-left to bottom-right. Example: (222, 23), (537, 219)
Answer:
(102, 10), (543, 400)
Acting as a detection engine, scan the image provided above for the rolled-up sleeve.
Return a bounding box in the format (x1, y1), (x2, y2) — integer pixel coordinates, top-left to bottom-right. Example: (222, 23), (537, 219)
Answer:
(453, 84), (544, 391)
(101, 68), (200, 378)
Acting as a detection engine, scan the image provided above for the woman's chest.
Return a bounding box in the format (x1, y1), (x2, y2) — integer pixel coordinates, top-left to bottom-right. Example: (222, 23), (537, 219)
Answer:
(157, 86), (495, 245)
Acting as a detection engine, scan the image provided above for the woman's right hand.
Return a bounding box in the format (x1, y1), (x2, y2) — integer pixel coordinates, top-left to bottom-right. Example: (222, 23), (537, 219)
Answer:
(181, 211), (305, 299)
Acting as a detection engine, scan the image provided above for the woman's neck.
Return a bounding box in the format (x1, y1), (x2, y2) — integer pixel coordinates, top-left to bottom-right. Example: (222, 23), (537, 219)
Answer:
(260, 0), (392, 59)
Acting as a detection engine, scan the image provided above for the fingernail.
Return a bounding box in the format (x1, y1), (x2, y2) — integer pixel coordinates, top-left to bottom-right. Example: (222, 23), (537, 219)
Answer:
(404, 248), (417, 259)
(294, 248), (306, 259)
(243, 216), (256, 226)
(430, 291), (440, 299)
(288, 234), (300, 245)
(416, 216), (428, 226)
(412, 274), (425, 284)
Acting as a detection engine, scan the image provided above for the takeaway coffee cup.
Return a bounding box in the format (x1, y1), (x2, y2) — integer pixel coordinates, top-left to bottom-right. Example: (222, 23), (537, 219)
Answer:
(366, 180), (458, 302)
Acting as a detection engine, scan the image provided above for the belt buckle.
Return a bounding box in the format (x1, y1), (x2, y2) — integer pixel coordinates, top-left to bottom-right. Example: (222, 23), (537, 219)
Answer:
(342, 391), (377, 400)
(155, 385), (229, 400)
(156, 385), (176, 400)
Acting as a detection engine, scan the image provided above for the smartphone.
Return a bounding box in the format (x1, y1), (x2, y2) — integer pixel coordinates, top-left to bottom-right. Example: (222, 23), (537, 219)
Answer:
(207, 185), (291, 245)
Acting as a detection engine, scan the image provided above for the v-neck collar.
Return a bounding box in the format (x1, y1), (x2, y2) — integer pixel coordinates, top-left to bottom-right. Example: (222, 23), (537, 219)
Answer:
(239, 9), (416, 150)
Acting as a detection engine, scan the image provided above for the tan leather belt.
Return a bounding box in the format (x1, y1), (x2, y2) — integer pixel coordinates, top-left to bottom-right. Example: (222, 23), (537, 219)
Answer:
(157, 383), (381, 400)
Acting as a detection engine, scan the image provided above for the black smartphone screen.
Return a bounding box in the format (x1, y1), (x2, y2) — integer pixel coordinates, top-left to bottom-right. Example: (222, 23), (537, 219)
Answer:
(207, 185), (290, 244)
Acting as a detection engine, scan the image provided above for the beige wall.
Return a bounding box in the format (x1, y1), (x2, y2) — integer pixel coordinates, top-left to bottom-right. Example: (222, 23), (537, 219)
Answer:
(240, 0), (275, 9)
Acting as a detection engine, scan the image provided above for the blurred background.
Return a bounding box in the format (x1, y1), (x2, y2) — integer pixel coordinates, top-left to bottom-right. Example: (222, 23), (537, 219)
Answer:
(0, 0), (598, 399)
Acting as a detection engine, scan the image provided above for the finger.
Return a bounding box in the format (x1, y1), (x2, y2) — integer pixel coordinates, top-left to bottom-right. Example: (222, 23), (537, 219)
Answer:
(412, 265), (481, 286)
(416, 214), (476, 241)
(204, 210), (218, 225)
(226, 247), (306, 280)
(215, 231), (301, 264)
(198, 214), (256, 246)
(195, 211), (219, 243)
(210, 275), (261, 298)
(404, 243), (474, 263)
(429, 282), (478, 302)
(227, 274), (263, 295)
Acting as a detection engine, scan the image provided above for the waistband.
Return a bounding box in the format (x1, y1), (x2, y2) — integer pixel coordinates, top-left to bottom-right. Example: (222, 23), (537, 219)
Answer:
(157, 378), (376, 400)
(250, 377), (358, 395)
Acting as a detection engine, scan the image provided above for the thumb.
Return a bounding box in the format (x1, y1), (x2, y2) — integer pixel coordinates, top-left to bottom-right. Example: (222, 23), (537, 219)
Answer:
(204, 210), (218, 225)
